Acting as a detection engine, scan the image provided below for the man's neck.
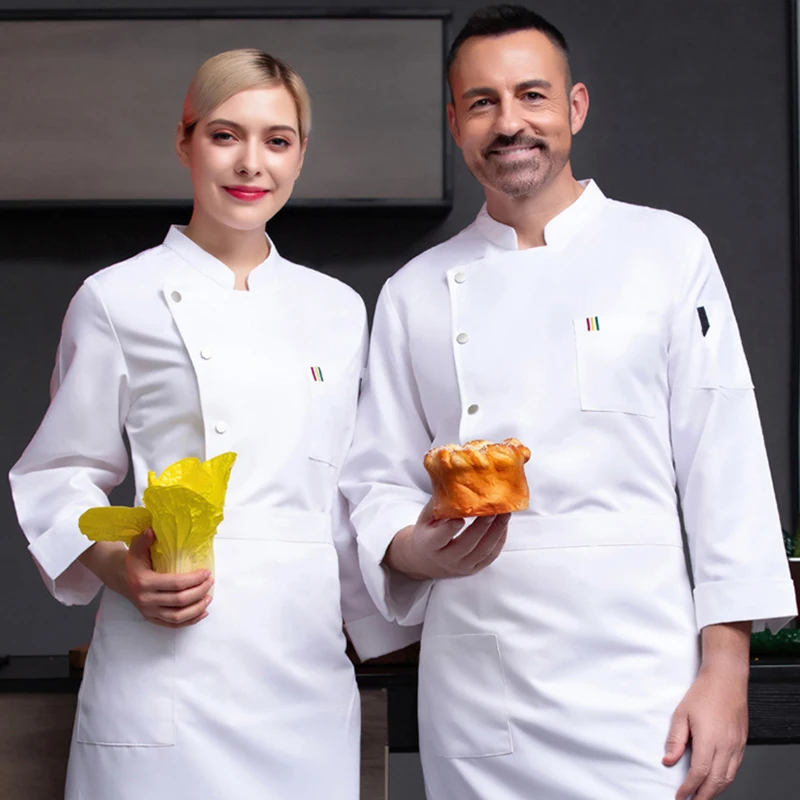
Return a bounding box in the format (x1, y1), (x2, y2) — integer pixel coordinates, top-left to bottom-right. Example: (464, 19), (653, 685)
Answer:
(183, 209), (270, 290)
(484, 166), (584, 250)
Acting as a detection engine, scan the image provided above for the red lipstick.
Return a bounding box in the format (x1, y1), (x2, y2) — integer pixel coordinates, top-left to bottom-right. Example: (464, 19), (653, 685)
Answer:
(224, 186), (269, 202)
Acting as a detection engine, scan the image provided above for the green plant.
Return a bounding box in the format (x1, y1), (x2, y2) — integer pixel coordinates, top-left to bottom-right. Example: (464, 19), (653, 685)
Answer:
(786, 518), (800, 558)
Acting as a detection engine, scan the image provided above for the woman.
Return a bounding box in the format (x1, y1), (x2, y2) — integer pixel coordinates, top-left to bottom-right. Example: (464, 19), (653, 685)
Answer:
(9, 49), (417, 800)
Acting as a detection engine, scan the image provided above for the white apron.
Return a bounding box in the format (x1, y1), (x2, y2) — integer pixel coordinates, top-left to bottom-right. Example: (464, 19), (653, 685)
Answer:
(340, 181), (797, 799)
(11, 227), (419, 800)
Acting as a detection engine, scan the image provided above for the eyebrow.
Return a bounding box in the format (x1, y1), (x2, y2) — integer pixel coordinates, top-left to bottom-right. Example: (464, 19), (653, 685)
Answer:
(461, 79), (553, 100)
(205, 118), (298, 135)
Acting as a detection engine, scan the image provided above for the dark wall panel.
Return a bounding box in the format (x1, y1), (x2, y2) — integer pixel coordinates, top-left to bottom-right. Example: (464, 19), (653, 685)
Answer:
(0, 1), (794, 665)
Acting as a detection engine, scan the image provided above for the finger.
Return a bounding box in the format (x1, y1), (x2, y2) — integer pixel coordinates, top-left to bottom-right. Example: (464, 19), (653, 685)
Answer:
(128, 528), (155, 565)
(663, 710), (690, 766)
(724, 748), (745, 785)
(463, 515), (510, 568)
(676, 742), (715, 800)
(150, 611), (210, 629)
(155, 595), (213, 626)
(145, 568), (213, 593)
(424, 517), (466, 550)
(416, 499), (436, 526)
(691, 751), (731, 800)
(417, 498), (466, 544)
(455, 515), (509, 563)
(468, 527), (509, 572)
(483, 512), (511, 543)
(442, 514), (497, 557)
(154, 577), (215, 608)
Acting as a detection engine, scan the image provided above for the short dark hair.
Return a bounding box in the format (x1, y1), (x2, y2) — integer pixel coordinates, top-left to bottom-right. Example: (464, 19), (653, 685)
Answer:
(446, 5), (572, 91)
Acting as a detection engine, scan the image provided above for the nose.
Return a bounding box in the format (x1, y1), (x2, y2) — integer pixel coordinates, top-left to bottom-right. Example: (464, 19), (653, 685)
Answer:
(493, 97), (525, 138)
(235, 137), (263, 177)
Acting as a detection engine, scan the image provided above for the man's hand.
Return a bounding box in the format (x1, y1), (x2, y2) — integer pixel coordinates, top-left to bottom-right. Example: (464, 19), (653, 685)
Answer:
(663, 621), (750, 800)
(384, 499), (510, 580)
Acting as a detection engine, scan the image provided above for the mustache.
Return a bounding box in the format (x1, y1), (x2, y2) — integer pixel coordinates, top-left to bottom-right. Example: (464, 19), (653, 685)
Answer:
(483, 135), (547, 157)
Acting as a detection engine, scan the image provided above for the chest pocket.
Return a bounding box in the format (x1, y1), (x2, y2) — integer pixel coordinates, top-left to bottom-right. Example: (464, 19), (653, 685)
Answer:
(308, 377), (344, 469)
(573, 315), (662, 418)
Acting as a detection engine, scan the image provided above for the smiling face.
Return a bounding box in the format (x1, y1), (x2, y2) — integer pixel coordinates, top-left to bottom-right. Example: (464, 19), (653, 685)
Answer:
(447, 30), (588, 199)
(177, 85), (306, 232)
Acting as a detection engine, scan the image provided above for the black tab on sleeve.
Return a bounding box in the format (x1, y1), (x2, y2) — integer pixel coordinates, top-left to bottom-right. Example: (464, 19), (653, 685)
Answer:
(697, 306), (710, 337)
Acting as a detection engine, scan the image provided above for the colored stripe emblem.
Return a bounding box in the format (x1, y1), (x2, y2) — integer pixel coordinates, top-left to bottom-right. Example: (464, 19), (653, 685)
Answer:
(310, 366), (324, 382)
(586, 316), (600, 331)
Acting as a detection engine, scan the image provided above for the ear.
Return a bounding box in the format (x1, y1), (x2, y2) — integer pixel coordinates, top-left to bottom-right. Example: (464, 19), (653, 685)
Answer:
(569, 82), (590, 136)
(295, 137), (308, 180)
(176, 122), (191, 168)
(447, 103), (462, 149)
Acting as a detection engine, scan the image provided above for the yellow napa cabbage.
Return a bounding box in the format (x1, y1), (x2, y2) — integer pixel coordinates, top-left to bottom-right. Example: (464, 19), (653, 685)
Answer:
(78, 452), (236, 575)
(77, 506), (151, 545)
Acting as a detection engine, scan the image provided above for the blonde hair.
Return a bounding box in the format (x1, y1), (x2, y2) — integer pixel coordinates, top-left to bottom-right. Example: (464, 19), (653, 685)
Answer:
(181, 49), (311, 140)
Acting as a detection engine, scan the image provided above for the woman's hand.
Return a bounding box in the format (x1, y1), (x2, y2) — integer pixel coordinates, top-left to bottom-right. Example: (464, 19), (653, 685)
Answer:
(79, 530), (214, 628)
(125, 530), (214, 628)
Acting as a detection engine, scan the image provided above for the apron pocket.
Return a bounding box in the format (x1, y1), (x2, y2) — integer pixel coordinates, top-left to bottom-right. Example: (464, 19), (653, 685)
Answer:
(419, 633), (512, 759)
(76, 620), (176, 746)
(573, 314), (661, 417)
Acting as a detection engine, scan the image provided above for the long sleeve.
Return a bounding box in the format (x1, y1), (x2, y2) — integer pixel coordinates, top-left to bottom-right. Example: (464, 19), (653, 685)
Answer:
(332, 300), (422, 658)
(9, 278), (130, 606)
(668, 234), (797, 632)
(339, 282), (436, 626)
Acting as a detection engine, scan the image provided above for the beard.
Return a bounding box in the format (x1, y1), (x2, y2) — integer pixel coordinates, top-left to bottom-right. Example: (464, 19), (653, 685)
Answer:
(469, 134), (569, 198)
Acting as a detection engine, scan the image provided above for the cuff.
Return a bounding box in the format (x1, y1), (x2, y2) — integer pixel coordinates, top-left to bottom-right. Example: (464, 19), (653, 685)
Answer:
(694, 578), (798, 633)
(382, 564), (435, 627)
(355, 500), (433, 626)
(345, 613), (422, 662)
(28, 516), (103, 606)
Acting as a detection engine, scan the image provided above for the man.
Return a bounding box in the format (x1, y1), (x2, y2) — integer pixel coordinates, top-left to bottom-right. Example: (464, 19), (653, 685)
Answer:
(340, 5), (797, 800)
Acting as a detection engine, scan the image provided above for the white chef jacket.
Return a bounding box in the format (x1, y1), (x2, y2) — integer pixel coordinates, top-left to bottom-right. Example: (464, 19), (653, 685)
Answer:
(340, 180), (797, 800)
(10, 226), (419, 800)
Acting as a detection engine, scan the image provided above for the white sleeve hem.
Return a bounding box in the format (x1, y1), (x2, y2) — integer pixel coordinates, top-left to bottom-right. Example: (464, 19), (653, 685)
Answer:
(345, 613), (422, 662)
(28, 516), (103, 606)
(28, 515), (93, 580)
(355, 501), (434, 625)
(694, 579), (798, 633)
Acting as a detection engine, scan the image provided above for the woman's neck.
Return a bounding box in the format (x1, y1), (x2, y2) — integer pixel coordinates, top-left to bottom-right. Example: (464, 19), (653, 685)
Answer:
(183, 209), (270, 290)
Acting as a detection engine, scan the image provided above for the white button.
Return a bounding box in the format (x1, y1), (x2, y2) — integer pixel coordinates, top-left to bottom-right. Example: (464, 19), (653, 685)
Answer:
(467, 404), (479, 415)
(214, 421), (227, 434)
(456, 333), (469, 345)
(170, 290), (182, 303)
(454, 272), (466, 284)
(200, 349), (212, 360)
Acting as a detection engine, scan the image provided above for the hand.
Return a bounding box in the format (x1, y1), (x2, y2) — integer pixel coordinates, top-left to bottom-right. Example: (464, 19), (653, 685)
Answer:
(384, 499), (510, 580)
(663, 663), (749, 800)
(124, 529), (214, 628)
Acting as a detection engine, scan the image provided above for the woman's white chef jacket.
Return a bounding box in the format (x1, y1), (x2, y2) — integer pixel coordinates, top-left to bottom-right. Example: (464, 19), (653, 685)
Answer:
(10, 226), (419, 800)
